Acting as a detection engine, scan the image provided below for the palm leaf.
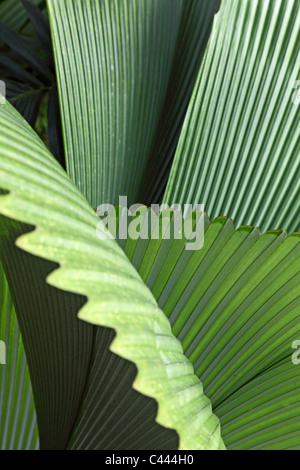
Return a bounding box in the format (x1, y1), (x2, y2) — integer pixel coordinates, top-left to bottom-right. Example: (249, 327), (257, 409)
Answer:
(109, 207), (300, 450)
(47, 0), (219, 208)
(0, 0), (299, 451)
(47, 0), (182, 207)
(0, 216), (94, 449)
(218, 357), (300, 450)
(164, 0), (300, 233)
(0, 101), (224, 450)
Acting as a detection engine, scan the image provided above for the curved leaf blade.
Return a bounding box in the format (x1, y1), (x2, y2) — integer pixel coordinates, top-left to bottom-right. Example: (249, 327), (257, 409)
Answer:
(47, 0), (185, 207)
(0, 102), (224, 450)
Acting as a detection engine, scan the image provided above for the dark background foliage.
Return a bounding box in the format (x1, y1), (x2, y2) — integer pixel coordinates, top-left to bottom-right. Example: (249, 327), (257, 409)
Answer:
(0, 0), (65, 168)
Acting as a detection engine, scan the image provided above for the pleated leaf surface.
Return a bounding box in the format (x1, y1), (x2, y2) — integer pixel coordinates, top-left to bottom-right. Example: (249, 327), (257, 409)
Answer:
(164, 0), (300, 233)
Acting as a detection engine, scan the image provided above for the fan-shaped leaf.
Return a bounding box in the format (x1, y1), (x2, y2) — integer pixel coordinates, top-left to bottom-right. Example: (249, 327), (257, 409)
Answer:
(107, 206), (300, 449)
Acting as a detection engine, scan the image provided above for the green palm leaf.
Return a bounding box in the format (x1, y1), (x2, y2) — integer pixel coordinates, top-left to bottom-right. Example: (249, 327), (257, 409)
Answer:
(0, 101), (224, 450)
(218, 357), (300, 450)
(47, 0), (219, 207)
(0, 0), (299, 451)
(48, 0), (183, 207)
(164, 0), (300, 233)
(108, 207), (300, 450)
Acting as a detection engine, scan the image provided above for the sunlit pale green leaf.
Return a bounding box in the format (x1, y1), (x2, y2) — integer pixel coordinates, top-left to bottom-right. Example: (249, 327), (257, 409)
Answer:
(0, 101), (224, 450)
